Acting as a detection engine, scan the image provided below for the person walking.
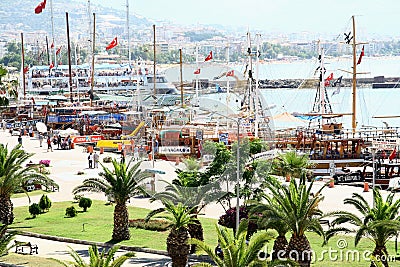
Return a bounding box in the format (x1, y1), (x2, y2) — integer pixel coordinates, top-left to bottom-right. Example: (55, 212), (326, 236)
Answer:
(47, 136), (53, 152)
(88, 152), (93, 169)
(93, 151), (99, 168)
(133, 145), (139, 161)
(38, 132), (44, 147)
(17, 134), (22, 147)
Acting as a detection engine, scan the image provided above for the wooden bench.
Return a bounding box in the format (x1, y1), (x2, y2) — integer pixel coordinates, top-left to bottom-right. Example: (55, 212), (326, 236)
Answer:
(15, 240), (38, 255)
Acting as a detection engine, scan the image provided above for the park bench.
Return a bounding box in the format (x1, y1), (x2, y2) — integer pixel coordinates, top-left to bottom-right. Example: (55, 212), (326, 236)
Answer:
(14, 240), (38, 255)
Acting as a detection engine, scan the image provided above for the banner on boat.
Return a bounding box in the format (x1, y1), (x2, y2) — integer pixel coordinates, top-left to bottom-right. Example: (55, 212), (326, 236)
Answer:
(372, 138), (399, 149)
(158, 146), (191, 154)
(72, 135), (104, 144)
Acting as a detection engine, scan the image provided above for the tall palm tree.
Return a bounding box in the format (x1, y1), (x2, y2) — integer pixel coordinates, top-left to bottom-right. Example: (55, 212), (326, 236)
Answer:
(251, 199), (291, 261)
(272, 150), (314, 180)
(0, 144), (57, 225)
(262, 175), (325, 267)
(56, 244), (135, 267)
(73, 159), (151, 241)
(326, 188), (400, 267)
(147, 200), (196, 267)
(190, 220), (281, 267)
(0, 224), (18, 256)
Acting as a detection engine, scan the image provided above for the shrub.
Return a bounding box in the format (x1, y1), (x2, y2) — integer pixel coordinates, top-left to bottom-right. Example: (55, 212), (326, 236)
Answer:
(128, 219), (171, 231)
(65, 206), (77, 218)
(79, 197), (92, 212)
(29, 203), (41, 218)
(73, 194), (83, 202)
(39, 194), (52, 212)
(218, 206), (258, 238)
(39, 159), (51, 167)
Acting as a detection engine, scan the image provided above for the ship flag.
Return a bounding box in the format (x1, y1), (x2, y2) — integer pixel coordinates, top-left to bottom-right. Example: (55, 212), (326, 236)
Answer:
(204, 51), (213, 61)
(23, 66), (29, 74)
(34, 0), (47, 14)
(344, 31), (353, 44)
(50, 42), (54, 49)
(194, 68), (201, 75)
(226, 70), (234, 77)
(324, 73), (333, 86)
(106, 37), (118, 50)
(357, 45), (365, 65)
(331, 76), (343, 96)
(49, 62), (54, 69)
(389, 148), (397, 161)
(56, 46), (62, 55)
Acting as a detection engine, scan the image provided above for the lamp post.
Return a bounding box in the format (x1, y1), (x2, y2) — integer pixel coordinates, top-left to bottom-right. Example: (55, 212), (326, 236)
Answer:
(200, 108), (241, 233)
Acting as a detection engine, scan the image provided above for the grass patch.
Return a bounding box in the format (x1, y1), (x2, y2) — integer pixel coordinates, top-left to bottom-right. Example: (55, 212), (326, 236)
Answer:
(128, 218), (170, 231)
(9, 200), (398, 266)
(0, 253), (63, 267)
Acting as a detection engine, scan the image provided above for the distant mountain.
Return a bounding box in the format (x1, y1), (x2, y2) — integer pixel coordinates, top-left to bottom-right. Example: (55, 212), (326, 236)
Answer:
(0, 0), (152, 39)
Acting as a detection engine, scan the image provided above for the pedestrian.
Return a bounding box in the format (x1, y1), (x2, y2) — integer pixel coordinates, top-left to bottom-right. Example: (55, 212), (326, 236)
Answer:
(94, 151), (99, 168)
(47, 136), (53, 152)
(28, 126), (33, 137)
(133, 145), (139, 161)
(88, 152), (93, 169)
(120, 149), (125, 164)
(67, 135), (72, 150)
(57, 134), (62, 149)
(17, 134), (22, 147)
(139, 145), (145, 160)
(38, 132), (43, 147)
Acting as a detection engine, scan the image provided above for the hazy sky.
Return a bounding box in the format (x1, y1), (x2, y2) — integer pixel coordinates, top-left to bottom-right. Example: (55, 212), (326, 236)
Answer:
(93, 0), (400, 36)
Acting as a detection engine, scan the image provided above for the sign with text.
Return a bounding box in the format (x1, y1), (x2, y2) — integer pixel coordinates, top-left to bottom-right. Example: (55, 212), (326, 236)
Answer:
(372, 138), (399, 149)
(72, 135), (104, 144)
(159, 146), (191, 154)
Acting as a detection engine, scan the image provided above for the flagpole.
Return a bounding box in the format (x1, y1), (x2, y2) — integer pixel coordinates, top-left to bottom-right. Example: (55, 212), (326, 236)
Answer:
(21, 33), (26, 100)
(153, 24), (156, 96)
(351, 15), (357, 133)
(254, 33), (261, 137)
(90, 13), (96, 107)
(195, 44), (199, 106)
(45, 36), (50, 65)
(179, 48), (184, 108)
(66, 12), (73, 103)
(50, 0), (56, 68)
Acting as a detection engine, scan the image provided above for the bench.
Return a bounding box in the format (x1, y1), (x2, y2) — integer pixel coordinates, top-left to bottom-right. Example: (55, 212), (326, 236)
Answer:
(15, 241), (38, 255)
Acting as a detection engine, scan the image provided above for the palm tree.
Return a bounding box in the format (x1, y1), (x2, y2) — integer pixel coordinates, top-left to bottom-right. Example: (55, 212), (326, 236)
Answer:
(147, 200), (196, 267)
(56, 244), (135, 267)
(190, 220), (282, 267)
(272, 150), (314, 181)
(326, 188), (400, 267)
(73, 159), (151, 241)
(262, 175), (325, 267)
(0, 144), (58, 225)
(251, 199), (291, 261)
(0, 224), (18, 256)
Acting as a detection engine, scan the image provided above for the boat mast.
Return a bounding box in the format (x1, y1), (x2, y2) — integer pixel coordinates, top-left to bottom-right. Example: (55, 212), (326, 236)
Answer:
(179, 48), (184, 108)
(126, 0), (131, 68)
(21, 33), (26, 100)
(90, 13), (96, 107)
(66, 12), (73, 103)
(195, 44), (199, 106)
(153, 24), (156, 96)
(50, 0), (56, 68)
(247, 32), (253, 116)
(319, 47), (326, 118)
(254, 34), (261, 137)
(351, 15), (357, 132)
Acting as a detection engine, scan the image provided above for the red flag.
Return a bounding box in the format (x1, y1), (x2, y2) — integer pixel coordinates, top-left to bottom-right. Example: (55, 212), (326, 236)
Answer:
(23, 66), (29, 74)
(31, 97), (35, 105)
(49, 62), (54, 69)
(357, 45), (365, 65)
(226, 70), (234, 77)
(204, 51), (213, 61)
(106, 37), (118, 50)
(50, 42), (54, 49)
(34, 0), (46, 14)
(193, 68), (200, 75)
(324, 73), (333, 86)
(389, 148), (397, 161)
(56, 46), (62, 55)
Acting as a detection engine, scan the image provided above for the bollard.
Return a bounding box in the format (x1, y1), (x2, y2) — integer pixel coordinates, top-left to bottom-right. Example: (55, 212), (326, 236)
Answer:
(329, 178), (335, 188)
(363, 182), (369, 192)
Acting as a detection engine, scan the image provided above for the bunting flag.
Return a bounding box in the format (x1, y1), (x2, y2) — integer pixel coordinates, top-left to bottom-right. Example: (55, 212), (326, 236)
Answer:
(193, 68), (200, 75)
(344, 32), (353, 44)
(204, 51), (213, 61)
(56, 46), (62, 55)
(23, 66), (29, 74)
(331, 76), (343, 96)
(389, 148), (397, 161)
(226, 70), (234, 77)
(357, 45), (365, 65)
(34, 0), (46, 14)
(106, 37), (118, 50)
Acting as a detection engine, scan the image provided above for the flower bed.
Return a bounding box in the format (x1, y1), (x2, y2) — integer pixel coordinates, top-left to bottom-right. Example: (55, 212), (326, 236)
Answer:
(39, 160), (51, 167)
(128, 219), (170, 232)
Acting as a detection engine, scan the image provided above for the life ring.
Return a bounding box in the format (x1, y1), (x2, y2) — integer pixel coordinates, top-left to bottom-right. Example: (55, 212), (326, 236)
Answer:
(184, 139), (190, 145)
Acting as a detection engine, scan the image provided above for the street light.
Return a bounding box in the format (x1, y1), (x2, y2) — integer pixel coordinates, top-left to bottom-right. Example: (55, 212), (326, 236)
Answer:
(200, 108), (241, 233)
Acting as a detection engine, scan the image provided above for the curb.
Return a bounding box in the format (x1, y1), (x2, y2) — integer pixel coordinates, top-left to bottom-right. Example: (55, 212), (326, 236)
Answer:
(16, 231), (211, 262)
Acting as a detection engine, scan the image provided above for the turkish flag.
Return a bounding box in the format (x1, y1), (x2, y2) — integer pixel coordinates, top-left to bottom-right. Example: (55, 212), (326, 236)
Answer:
(50, 42), (54, 49)
(193, 68), (200, 75)
(23, 66), (29, 74)
(204, 51), (213, 61)
(49, 62), (54, 69)
(56, 46), (62, 55)
(106, 37), (118, 50)
(357, 45), (365, 65)
(34, 0), (46, 14)
(226, 70), (234, 77)
(389, 148), (397, 161)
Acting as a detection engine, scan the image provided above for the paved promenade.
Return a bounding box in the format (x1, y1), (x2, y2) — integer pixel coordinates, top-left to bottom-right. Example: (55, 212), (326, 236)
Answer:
(0, 129), (392, 266)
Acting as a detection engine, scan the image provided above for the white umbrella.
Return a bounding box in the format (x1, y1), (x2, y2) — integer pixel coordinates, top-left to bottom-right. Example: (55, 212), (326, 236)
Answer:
(36, 122), (47, 133)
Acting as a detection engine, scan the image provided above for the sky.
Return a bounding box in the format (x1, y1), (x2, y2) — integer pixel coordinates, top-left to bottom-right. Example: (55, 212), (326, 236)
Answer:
(93, 0), (400, 37)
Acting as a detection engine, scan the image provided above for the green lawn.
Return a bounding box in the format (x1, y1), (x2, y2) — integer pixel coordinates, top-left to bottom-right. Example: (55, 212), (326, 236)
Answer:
(8, 200), (400, 266)
(12, 190), (52, 199)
